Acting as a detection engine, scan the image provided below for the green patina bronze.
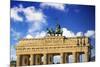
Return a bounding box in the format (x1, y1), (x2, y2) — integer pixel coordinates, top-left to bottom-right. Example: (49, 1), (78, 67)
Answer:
(55, 23), (63, 34)
(47, 23), (63, 36)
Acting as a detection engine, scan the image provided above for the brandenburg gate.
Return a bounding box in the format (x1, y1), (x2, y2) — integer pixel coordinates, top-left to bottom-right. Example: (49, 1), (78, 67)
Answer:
(16, 24), (90, 66)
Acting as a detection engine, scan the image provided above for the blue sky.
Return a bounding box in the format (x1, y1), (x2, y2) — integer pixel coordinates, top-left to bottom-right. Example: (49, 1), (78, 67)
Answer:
(10, 1), (95, 61)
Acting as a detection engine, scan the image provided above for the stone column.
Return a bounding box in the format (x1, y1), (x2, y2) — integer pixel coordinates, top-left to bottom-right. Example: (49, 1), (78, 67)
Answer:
(16, 55), (20, 66)
(35, 55), (38, 65)
(22, 55), (29, 66)
(35, 55), (41, 65)
(43, 54), (47, 65)
(73, 52), (77, 63)
(76, 53), (80, 62)
(47, 54), (53, 64)
(64, 53), (68, 63)
(60, 53), (64, 64)
(30, 54), (34, 65)
(84, 52), (89, 62)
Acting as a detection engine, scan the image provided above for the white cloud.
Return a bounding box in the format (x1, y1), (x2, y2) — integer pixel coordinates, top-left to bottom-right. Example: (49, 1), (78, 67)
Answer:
(11, 4), (47, 34)
(11, 28), (21, 41)
(28, 21), (47, 33)
(26, 31), (47, 38)
(22, 6), (47, 33)
(11, 5), (47, 23)
(62, 28), (95, 38)
(62, 28), (75, 37)
(85, 30), (95, 38)
(25, 34), (33, 39)
(35, 31), (47, 38)
(11, 6), (23, 22)
(40, 2), (65, 11)
(23, 6), (47, 23)
(76, 32), (83, 37)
